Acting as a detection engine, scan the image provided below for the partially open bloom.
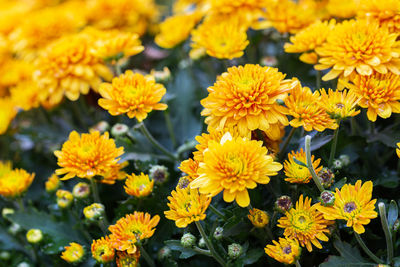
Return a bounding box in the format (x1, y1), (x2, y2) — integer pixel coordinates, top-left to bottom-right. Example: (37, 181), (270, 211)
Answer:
(165, 187), (211, 228)
(315, 19), (400, 81)
(61, 242), (85, 263)
(284, 149), (322, 184)
(124, 173), (154, 197)
(190, 133), (282, 207)
(318, 180), (378, 234)
(116, 251), (140, 267)
(91, 236), (115, 263)
(319, 89), (360, 119)
(54, 131), (124, 180)
(109, 212), (160, 254)
(72, 182), (90, 199)
(83, 203), (105, 221)
(201, 64), (298, 136)
(278, 195), (332, 252)
(0, 163), (35, 198)
(247, 208), (269, 228)
(341, 72), (400, 121)
(265, 237), (301, 265)
(56, 190), (73, 208)
(98, 70), (168, 122)
(358, 0), (400, 33)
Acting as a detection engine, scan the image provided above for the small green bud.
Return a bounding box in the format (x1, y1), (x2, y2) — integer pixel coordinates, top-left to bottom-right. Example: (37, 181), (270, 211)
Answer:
(332, 159), (343, 170)
(181, 233), (196, 248)
(198, 237), (206, 248)
(26, 229), (43, 244)
(83, 203), (105, 221)
(90, 121), (109, 133)
(213, 227), (224, 240)
(0, 251), (11, 260)
(319, 191), (335, 206)
(149, 165), (169, 184)
(228, 243), (242, 259)
(157, 246), (172, 261)
(339, 154), (350, 166)
(111, 123), (129, 137)
(275, 195), (293, 213)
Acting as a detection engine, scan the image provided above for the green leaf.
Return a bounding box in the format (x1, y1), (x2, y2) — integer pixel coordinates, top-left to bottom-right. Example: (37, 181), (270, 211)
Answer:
(333, 177), (347, 190)
(320, 240), (374, 267)
(165, 240), (197, 260)
(243, 248), (264, 265)
(388, 200), (398, 229)
(0, 227), (25, 251)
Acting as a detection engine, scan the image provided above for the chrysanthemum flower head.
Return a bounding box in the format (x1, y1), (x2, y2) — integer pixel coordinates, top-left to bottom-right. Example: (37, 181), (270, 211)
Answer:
(358, 0), (400, 33)
(116, 250), (140, 267)
(318, 180), (378, 234)
(265, 237), (301, 265)
(0, 98), (17, 135)
(248, 208), (269, 228)
(10, 81), (41, 111)
(165, 186), (211, 228)
(54, 131), (124, 180)
(201, 64), (299, 136)
(91, 236), (115, 263)
(341, 72), (400, 121)
(326, 0), (359, 18)
(190, 132), (282, 207)
(284, 85), (338, 132)
(0, 164), (35, 198)
(278, 195), (332, 252)
(315, 19), (400, 81)
(101, 161), (128, 185)
(61, 242), (85, 263)
(284, 149), (322, 184)
(98, 70), (168, 122)
(319, 88), (360, 120)
(56, 189), (73, 209)
(179, 158), (199, 182)
(109, 212), (160, 254)
(124, 173), (154, 197)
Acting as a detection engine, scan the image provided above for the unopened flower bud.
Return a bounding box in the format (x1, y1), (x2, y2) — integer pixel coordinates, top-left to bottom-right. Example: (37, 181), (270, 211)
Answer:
(83, 203), (105, 221)
(319, 191), (335, 206)
(61, 242), (85, 263)
(45, 174), (60, 193)
(157, 246), (172, 261)
(339, 154), (350, 166)
(260, 56), (278, 67)
(149, 165), (169, 184)
(150, 67), (171, 83)
(56, 190), (73, 209)
(198, 237), (206, 248)
(90, 121), (109, 133)
(332, 159), (342, 170)
(177, 176), (190, 189)
(394, 219), (400, 232)
(26, 229), (43, 244)
(2, 208), (14, 218)
(213, 227), (224, 240)
(111, 123), (129, 137)
(72, 182), (90, 199)
(228, 243), (242, 259)
(189, 47), (206, 61)
(275, 195), (292, 213)
(247, 208), (269, 228)
(181, 233), (196, 248)
(16, 262), (30, 267)
(0, 251), (10, 260)
(318, 168), (335, 188)
(9, 223), (21, 235)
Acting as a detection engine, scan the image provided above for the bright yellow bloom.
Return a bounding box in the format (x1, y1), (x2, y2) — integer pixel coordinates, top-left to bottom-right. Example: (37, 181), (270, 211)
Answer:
(341, 72), (400, 122)
(56, 190), (74, 208)
(265, 237), (301, 265)
(165, 186), (211, 228)
(61, 242), (85, 263)
(0, 164), (35, 198)
(0, 59), (34, 93)
(284, 149), (322, 184)
(247, 208), (269, 228)
(109, 212), (160, 254)
(0, 98), (17, 135)
(45, 173), (60, 193)
(397, 143), (400, 158)
(98, 70), (168, 122)
(315, 19), (400, 81)
(278, 195), (332, 252)
(124, 173), (154, 197)
(326, 0), (359, 19)
(358, 0), (400, 33)
(10, 81), (40, 111)
(285, 85), (338, 132)
(91, 236), (115, 263)
(318, 180), (378, 234)
(284, 20), (336, 65)
(201, 64), (298, 136)
(190, 133), (282, 207)
(155, 12), (202, 49)
(33, 32), (113, 108)
(191, 16), (249, 60)
(319, 89), (360, 119)
(116, 251), (140, 267)
(179, 158), (199, 182)
(54, 131), (124, 180)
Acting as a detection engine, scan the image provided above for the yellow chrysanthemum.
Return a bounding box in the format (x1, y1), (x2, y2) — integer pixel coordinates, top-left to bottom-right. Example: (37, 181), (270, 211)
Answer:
(34, 32), (113, 108)
(326, 0), (359, 19)
(201, 64), (298, 136)
(358, 0), (400, 33)
(278, 195), (332, 252)
(318, 180), (378, 234)
(98, 70), (168, 122)
(284, 20), (336, 65)
(45, 173), (60, 193)
(319, 88), (360, 119)
(116, 251), (140, 267)
(341, 72), (400, 122)
(315, 19), (400, 81)
(284, 85), (338, 132)
(10, 81), (40, 111)
(109, 212), (160, 254)
(265, 237), (301, 265)
(397, 143), (400, 158)
(91, 236), (115, 263)
(179, 158), (199, 182)
(54, 131), (124, 180)
(247, 208), (269, 228)
(124, 173), (154, 197)
(165, 186), (211, 228)
(190, 133), (282, 207)
(155, 12), (202, 49)
(0, 164), (35, 198)
(61, 242), (85, 263)
(0, 98), (17, 135)
(284, 149), (322, 184)
(191, 16), (249, 60)
(0, 59), (34, 94)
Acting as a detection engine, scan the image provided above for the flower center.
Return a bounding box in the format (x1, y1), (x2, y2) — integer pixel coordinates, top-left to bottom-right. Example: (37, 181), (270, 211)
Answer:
(336, 103), (344, 109)
(344, 201), (357, 213)
(283, 246), (292, 254)
(298, 215), (306, 223)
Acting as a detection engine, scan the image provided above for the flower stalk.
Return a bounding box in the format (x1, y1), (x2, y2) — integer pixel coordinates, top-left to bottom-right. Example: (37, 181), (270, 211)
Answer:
(138, 242), (156, 267)
(305, 135), (324, 193)
(328, 121), (341, 167)
(378, 202), (393, 264)
(354, 233), (384, 264)
(195, 221), (226, 267)
(278, 127), (296, 160)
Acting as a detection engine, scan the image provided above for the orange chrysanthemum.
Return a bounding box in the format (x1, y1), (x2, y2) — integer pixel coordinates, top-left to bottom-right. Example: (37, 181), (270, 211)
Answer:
(315, 19), (400, 81)
(319, 88), (360, 119)
(54, 131), (124, 180)
(358, 0), (400, 33)
(109, 212), (160, 254)
(278, 195), (332, 252)
(124, 173), (154, 197)
(91, 236), (115, 263)
(284, 149), (322, 184)
(179, 158), (199, 181)
(265, 237), (301, 265)
(98, 70), (168, 122)
(190, 133), (282, 207)
(165, 186), (211, 228)
(0, 161), (35, 198)
(201, 64), (298, 136)
(318, 180), (378, 234)
(116, 251), (140, 267)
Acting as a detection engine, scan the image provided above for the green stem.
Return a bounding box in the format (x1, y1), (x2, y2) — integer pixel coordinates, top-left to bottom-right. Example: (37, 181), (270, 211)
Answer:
(296, 260), (302, 267)
(138, 243), (156, 267)
(209, 204), (226, 220)
(378, 202), (393, 264)
(316, 70), (321, 89)
(328, 121), (341, 167)
(355, 233), (384, 264)
(90, 178), (101, 204)
(16, 197), (25, 212)
(278, 127), (297, 160)
(164, 111), (177, 148)
(305, 135), (324, 193)
(138, 122), (178, 161)
(195, 221), (226, 267)
(115, 64), (122, 76)
(193, 246), (212, 256)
